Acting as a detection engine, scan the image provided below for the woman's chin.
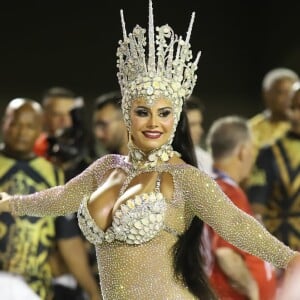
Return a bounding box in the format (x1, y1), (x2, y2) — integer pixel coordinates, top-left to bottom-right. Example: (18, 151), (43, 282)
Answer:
(137, 141), (163, 153)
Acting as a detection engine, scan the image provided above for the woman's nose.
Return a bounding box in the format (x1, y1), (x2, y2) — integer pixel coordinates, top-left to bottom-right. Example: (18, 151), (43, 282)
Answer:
(147, 114), (158, 128)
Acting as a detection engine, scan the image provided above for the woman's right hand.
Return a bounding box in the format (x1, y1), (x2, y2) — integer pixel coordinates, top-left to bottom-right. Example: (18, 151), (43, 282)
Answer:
(0, 192), (12, 213)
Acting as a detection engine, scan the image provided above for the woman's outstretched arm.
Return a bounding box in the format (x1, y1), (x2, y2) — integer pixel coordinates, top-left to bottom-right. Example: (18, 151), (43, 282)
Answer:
(181, 166), (298, 269)
(0, 156), (110, 217)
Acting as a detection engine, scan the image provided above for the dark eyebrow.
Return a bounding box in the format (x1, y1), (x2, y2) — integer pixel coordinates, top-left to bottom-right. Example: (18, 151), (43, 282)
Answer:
(135, 106), (173, 111)
(158, 107), (173, 111)
(135, 106), (149, 109)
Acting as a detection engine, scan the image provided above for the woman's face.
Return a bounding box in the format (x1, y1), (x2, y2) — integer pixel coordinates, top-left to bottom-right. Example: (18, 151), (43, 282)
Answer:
(130, 97), (175, 153)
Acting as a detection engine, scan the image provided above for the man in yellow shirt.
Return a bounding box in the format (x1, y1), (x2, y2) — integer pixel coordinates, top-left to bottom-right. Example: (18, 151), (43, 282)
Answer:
(249, 68), (298, 152)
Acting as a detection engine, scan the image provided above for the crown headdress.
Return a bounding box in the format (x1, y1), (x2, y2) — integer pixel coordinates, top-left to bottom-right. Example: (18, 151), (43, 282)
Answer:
(117, 0), (201, 128)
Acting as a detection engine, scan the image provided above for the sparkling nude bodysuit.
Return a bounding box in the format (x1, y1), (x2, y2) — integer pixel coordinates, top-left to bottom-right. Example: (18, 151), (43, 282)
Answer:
(9, 154), (297, 300)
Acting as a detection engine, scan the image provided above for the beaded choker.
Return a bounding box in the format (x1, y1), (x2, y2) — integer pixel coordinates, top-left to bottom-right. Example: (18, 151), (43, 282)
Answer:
(128, 141), (180, 169)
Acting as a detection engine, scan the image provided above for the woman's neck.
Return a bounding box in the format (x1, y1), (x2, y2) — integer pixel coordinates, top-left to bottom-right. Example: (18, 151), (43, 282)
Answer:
(128, 142), (177, 169)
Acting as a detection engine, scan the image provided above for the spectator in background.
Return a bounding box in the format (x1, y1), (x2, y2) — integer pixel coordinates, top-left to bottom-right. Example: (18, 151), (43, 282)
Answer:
(0, 99), (99, 300)
(34, 88), (100, 300)
(34, 86), (76, 158)
(0, 98), (54, 300)
(91, 91), (128, 158)
(206, 116), (277, 300)
(34, 87), (89, 180)
(185, 96), (212, 174)
(247, 82), (300, 251)
(249, 68), (298, 152)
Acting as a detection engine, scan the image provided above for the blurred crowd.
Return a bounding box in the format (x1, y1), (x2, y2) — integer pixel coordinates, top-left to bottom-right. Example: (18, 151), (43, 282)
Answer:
(0, 67), (299, 299)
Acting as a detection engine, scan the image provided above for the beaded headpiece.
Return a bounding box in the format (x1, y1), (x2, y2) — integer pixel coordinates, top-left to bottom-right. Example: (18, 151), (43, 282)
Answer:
(117, 0), (201, 129)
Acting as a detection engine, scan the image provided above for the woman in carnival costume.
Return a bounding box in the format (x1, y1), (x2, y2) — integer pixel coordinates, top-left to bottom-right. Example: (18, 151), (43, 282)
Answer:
(1, 2), (300, 299)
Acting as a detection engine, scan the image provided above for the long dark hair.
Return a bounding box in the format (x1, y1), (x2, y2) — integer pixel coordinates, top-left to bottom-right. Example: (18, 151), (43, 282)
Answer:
(172, 109), (217, 299)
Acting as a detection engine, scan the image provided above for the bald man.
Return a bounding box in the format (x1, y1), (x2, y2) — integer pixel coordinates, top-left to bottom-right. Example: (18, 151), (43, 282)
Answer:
(2, 98), (43, 158)
(249, 68), (298, 151)
(0, 99), (100, 300)
(207, 116), (277, 300)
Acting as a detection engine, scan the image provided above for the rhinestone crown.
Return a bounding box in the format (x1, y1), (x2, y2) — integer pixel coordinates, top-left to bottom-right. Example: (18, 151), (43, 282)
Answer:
(117, 0), (201, 128)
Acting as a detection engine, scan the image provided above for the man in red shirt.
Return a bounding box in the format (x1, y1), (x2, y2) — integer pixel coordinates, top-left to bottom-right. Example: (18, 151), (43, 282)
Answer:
(206, 116), (277, 300)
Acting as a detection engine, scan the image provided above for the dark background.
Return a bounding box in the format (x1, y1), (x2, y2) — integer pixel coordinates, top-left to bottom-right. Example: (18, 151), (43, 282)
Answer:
(0, 0), (299, 130)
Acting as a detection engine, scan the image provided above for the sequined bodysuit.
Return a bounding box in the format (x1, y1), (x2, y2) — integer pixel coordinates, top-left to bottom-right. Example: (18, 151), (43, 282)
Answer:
(9, 154), (296, 300)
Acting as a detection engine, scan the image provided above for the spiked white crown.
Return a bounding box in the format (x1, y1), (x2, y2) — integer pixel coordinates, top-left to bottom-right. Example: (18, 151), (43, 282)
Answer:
(117, 1), (201, 128)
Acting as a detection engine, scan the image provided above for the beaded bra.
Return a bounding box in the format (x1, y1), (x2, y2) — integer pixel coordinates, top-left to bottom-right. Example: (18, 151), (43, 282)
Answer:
(78, 174), (169, 245)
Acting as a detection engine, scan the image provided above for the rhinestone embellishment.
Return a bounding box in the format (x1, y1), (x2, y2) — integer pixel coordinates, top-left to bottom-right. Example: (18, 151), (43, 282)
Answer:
(78, 191), (167, 245)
